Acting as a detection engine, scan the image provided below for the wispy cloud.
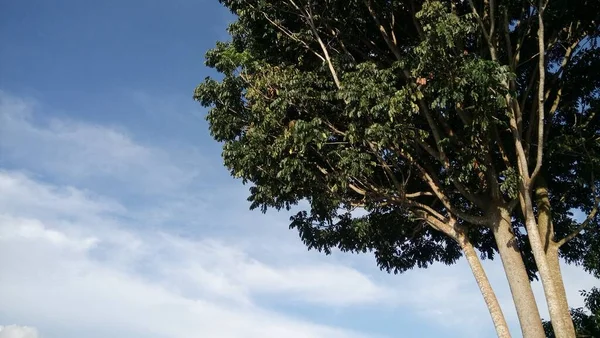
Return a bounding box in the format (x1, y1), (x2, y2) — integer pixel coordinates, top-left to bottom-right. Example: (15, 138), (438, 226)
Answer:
(0, 91), (204, 196)
(0, 169), (382, 338)
(156, 234), (393, 306)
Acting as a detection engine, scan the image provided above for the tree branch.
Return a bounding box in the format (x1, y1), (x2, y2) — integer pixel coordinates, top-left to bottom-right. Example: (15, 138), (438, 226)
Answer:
(530, 0), (547, 184)
(362, 0), (403, 60)
(258, 8), (326, 63)
(305, 12), (342, 88)
(489, 0), (496, 53)
(513, 6), (535, 67)
(556, 197), (599, 247)
(405, 191), (434, 198)
(409, 0), (424, 39)
(287, 0), (342, 88)
(415, 140), (483, 209)
(405, 200), (448, 225)
(557, 160), (599, 247)
(410, 161), (489, 226)
(547, 35), (581, 117)
(467, 0), (497, 60)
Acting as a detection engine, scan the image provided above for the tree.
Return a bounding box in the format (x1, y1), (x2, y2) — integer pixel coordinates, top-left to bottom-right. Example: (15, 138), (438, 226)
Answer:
(194, 1), (600, 337)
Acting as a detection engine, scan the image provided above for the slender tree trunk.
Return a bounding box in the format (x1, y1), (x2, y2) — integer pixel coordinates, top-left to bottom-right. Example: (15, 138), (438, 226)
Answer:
(535, 179), (576, 336)
(492, 206), (546, 338)
(459, 235), (512, 338)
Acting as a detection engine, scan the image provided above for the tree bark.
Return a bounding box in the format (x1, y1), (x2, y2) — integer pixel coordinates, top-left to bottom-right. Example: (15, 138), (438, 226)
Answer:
(521, 190), (576, 338)
(492, 206), (546, 338)
(459, 234), (512, 338)
(545, 245), (574, 333)
(535, 179), (576, 336)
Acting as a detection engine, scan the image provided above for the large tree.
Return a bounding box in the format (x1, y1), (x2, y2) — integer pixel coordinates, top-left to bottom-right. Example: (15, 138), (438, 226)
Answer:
(194, 0), (600, 337)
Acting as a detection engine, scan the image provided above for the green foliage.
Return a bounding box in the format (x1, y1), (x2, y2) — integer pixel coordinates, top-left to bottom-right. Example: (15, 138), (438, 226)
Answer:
(195, 0), (599, 282)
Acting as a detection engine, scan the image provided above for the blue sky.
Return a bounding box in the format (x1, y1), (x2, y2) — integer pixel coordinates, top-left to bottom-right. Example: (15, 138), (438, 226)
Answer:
(0, 1), (597, 338)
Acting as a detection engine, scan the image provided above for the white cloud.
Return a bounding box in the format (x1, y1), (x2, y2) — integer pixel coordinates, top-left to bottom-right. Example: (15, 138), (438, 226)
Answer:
(0, 326), (38, 338)
(0, 170), (382, 338)
(156, 235), (392, 306)
(0, 225), (363, 338)
(0, 170), (124, 218)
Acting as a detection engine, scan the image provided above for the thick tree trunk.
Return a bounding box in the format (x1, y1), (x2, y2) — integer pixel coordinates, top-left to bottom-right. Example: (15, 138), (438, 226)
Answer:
(521, 191), (576, 338)
(459, 235), (512, 338)
(492, 206), (546, 338)
(535, 179), (576, 336)
(545, 245), (574, 333)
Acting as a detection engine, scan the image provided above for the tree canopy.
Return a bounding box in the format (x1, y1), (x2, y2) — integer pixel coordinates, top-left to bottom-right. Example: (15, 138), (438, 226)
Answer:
(195, 0), (599, 337)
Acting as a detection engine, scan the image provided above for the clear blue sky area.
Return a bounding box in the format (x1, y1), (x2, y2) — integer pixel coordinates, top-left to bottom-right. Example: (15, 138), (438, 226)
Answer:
(0, 1), (596, 338)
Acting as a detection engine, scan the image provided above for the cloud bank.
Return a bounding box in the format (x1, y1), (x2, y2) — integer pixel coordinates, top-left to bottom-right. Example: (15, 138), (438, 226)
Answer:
(0, 169), (379, 338)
